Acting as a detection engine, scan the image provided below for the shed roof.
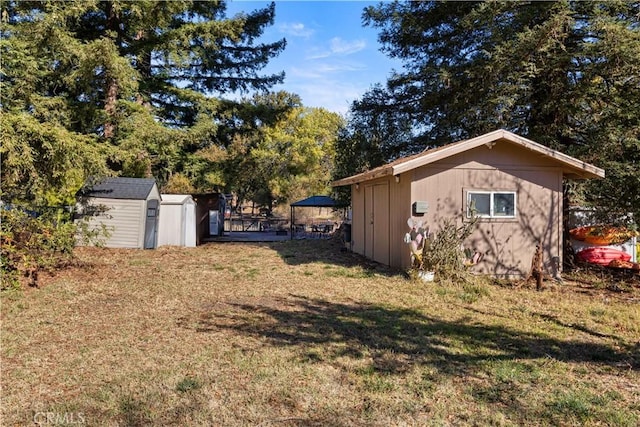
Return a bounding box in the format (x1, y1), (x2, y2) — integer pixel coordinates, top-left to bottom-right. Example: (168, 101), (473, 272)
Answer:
(78, 177), (158, 200)
(161, 194), (195, 205)
(332, 129), (605, 186)
(290, 195), (338, 207)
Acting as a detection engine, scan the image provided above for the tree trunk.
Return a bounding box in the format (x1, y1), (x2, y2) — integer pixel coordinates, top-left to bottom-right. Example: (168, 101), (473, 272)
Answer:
(104, 78), (118, 139)
(135, 29), (152, 108)
(103, 1), (119, 139)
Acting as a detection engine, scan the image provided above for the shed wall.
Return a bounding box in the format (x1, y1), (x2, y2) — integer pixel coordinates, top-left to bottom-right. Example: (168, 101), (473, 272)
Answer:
(158, 198), (197, 247)
(350, 143), (564, 277)
(158, 204), (183, 246)
(350, 175), (411, 267)
(84, 198), (146, 248)
(351, 182), (366, 257)
(389, 175), (412, 268)
(411, 167), (562, 276)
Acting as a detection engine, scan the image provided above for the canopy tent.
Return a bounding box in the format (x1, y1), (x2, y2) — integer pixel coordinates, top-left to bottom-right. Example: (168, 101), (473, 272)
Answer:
(290, 196), (340, 239)
(290, 195), (337, 208)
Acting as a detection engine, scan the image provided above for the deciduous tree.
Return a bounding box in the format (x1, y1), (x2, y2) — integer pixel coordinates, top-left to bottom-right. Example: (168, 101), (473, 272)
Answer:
(228, 92), (344, 213)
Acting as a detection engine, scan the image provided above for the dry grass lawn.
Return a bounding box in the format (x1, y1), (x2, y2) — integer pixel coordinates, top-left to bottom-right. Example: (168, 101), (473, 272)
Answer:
(2, 240), (639, 426)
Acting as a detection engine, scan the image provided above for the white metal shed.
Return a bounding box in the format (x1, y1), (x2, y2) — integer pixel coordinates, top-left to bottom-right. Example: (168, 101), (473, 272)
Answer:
(77, 177), (161, 249)
(158, 194), (197, 247)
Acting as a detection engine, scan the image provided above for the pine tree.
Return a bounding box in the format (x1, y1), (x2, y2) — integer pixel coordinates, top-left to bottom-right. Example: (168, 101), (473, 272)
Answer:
(355, 0), (640, 219)
(1, 1), (286, 203)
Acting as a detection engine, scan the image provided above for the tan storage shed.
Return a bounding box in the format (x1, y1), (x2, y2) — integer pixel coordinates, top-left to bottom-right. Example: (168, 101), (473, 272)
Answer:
(77, 177), (161, 249)
(332, 130), (605, 278)
(158, 194), (197, 247)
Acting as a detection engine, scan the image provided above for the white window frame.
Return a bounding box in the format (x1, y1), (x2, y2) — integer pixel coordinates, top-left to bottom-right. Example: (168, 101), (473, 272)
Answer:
(466, 190), (517, 219)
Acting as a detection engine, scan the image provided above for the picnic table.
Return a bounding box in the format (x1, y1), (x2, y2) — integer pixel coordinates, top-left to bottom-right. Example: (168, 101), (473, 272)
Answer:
(291, 221), (335, 239)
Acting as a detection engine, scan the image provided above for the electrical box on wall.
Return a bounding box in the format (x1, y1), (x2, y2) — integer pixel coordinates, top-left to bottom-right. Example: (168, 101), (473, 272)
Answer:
(412, 201), (429, 215)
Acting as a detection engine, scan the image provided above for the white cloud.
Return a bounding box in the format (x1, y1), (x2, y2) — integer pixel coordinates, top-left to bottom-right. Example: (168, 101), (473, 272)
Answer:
(278, 22), (314, 38)
(288, 66), (322, 80)
(305, 37), (367, 60)
(284, 66), (374, 115)
(290, 61), (365, 78)
(305, 49), (331, 60)
(329, 37), (366, 55)
(318, 62), (365, 73)
(294, 78), (366, 115)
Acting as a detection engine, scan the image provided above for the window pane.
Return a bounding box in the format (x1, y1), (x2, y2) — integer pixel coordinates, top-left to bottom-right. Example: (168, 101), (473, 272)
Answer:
(469, 193), (490, 216)
(493, 193), (515, 216)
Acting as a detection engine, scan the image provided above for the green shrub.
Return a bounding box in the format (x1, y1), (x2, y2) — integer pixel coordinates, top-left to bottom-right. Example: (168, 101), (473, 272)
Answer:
(1, 207), (91, 289)
(419, 216), (479, 283)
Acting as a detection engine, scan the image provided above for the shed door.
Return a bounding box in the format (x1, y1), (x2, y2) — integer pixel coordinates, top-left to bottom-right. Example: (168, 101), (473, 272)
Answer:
(365, 183), (390, 265)
(184, 202), (196, 247)
(144, 199), (159, 249)
(209, 210), (220, 236)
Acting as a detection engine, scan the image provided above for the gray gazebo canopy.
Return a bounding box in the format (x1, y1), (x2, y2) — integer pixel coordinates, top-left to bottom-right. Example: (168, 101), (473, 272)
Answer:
(289, 195), (340, 238)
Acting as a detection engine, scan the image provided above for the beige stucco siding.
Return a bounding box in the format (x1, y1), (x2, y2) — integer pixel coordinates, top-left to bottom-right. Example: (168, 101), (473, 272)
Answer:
(85, 198), (146, 248)
(407, 144), (563, 276)
(338, 132), (600, 278)
(454, 141), (565, 169)
(465, 168), (562, 276)
(389, 174), (412, 268)
(351, 184), (366, 256)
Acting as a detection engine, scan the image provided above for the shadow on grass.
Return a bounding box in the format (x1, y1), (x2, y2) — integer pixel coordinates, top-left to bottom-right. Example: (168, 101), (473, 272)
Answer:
(178, 294), (637, 374)
(267, 238), (404, 278)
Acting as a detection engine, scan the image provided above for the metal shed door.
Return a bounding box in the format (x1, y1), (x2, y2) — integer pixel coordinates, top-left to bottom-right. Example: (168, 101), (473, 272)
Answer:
(144, 199), (159, 249)
(365, 183), (390, 265)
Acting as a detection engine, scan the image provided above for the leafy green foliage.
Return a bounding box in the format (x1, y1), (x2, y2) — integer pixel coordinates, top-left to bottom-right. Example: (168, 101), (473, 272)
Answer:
(0, 113), (109, 206)
(356, 0), (640, 220)
(1, 209), (75, 289)
(0, 204), (110, 289)
(332, 85), (417, 204)
(226, 93), (345, 211)
(1, 0), (287, 200)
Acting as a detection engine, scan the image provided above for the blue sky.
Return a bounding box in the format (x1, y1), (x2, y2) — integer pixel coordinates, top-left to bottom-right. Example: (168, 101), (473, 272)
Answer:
(225, 1), (402, 115)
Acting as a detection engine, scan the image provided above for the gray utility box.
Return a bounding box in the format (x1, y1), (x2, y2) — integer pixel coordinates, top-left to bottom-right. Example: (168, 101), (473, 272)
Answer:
(412, 201), (429, 215)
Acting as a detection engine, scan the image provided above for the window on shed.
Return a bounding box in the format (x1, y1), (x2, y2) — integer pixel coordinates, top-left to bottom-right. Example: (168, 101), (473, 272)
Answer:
(467, 191), (516, 218)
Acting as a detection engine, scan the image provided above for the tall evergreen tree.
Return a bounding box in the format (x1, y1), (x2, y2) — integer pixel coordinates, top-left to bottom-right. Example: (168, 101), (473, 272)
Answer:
(1, 0), (286, 203)
(348, 0), (639, 220)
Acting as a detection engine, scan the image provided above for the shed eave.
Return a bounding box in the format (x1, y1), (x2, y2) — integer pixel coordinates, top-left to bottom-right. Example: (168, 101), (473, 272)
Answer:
(160, 194), (195, 204)
(331, 129), (604, 186)
(507, 133), (605, 179)
(391, 129), (508, 175)
(563, 167), (605, 180)
(331, 167), (393, 187)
